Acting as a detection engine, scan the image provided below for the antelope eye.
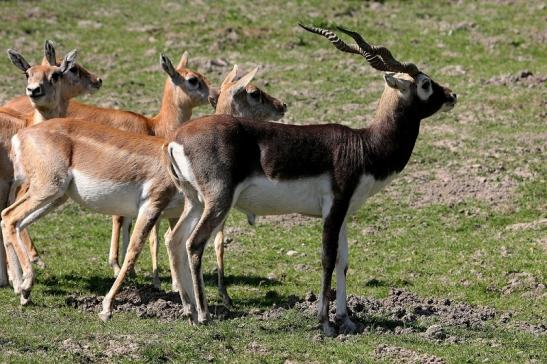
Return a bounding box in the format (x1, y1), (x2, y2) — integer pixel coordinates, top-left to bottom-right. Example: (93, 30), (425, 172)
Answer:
(422, 81), (430, 90)
(249, 90), (260, 99)
(187, 76), (198, 85)
(69, 66), (78, 73)
(51, 72), (61, 82)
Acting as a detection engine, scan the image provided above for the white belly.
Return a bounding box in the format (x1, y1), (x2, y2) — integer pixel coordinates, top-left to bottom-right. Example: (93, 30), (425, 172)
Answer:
(234, 172), (397, 218)
(66, 169), (143, 217)
(235, 175), (332, 217)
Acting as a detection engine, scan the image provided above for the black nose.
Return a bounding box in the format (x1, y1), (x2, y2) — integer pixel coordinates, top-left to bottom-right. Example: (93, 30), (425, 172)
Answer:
(97, 78), (103, 86)
(282, 103), (287, 112)
(27, 86), (42, 97)
(448, 93), (457, 103)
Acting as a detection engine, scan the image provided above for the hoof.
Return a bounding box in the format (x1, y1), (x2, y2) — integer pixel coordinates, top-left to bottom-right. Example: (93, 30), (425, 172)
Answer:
(220, 291), (233, 308)
(339, 319), (358, 334)
(98, 311), (112, 322)
(34, 258), (46, 269)
(20, 292), (31, 306)
(322, 321), (337, 337)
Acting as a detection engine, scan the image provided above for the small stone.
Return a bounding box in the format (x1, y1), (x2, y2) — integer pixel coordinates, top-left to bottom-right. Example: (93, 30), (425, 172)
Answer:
(286, 250), (298, 256)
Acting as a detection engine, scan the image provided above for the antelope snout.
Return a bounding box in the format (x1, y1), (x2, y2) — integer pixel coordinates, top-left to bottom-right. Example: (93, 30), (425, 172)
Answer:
(26, 86), (43, 98)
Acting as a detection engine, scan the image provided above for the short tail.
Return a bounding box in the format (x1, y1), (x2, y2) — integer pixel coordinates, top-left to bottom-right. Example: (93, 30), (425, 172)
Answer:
(162, 142), (185, 191)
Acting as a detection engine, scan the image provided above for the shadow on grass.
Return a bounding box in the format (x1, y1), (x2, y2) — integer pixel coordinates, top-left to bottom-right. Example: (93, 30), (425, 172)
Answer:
(42, 272), (280, 295)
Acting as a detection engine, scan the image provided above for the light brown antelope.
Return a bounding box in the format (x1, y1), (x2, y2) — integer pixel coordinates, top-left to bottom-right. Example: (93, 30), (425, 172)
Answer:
(163, 25), (457, 336)
(4, 51), (214, 289)
(0, 54), (286, 322)
(208, 64), (287, 306)
(0, 43), (101, 287)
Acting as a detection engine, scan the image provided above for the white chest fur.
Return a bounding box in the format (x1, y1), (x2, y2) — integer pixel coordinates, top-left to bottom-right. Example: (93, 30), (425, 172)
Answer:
(348, 173), (397, 214)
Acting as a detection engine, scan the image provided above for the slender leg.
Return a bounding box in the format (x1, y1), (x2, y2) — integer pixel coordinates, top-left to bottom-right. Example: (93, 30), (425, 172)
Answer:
(165, 219), (181, 293)
(0, 181), (10, 287)
(213, 222), (232, 306)
(165, 214), (198, 318)
(11, 185), (44, 269)
(149, 220), (161, 288)
(1, 191), (67, 304)
(109, 216), (123, 276)
(335, 223), (356, 333)
(318, 198), (349, 337)
(99, 204), (163, 321)
(186, 202), (230, 324)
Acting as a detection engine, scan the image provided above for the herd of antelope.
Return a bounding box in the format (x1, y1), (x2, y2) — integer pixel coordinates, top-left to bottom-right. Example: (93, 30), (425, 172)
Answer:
(0, 24), (456, 336)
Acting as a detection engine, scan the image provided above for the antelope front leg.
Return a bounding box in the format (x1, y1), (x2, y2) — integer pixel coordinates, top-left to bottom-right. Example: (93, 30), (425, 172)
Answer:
(213, 224), (232, 307)
(335, 224), (357, 334)
(100, 207), (161, 322)
(109, 215), (123, 276)
(149, 220), (161, 289)
(318, 199), (349, 337)
(18, 229), (45, 269)
(0, 234), (8, 287)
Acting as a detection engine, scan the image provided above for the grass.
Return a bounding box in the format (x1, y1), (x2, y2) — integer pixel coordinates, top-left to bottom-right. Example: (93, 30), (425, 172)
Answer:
(0, 0), (546, 362)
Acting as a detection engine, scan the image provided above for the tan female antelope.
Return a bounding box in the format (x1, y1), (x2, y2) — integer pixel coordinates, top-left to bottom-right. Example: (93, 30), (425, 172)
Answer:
(0, 43), (101, 287)
(164, 25), (457, 336)
(5, 51), (214, 288)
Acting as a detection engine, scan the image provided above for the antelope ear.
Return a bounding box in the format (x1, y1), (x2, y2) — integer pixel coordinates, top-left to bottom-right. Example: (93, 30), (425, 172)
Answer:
(208, 95), (218, 110)
(220, 64), (238, 89)
(44, 40), (57, 66)
(230, 66), (258, 95)
(160, 53), (178, 80)
(384, 73), (411, 92)
(177, 51), (189, 68)
(7, 49), (31, 72)
(59, 49), (78, 73)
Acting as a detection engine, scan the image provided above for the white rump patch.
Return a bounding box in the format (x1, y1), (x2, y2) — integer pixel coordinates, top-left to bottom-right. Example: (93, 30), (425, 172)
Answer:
(167, 142), (198, 191)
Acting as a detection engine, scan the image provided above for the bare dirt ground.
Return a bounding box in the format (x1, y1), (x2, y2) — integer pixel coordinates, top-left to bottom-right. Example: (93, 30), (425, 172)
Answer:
(65, 286), (546, 341)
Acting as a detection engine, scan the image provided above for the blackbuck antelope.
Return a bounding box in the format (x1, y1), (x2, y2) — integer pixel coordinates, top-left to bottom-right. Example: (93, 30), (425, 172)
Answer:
(5, 51), (214, 288)
(0, 53), (211, 309)
(209, 64), (287, 306)
(0, 42), (101, 287)
(164, 25), (457, 336)
(0, 56), (286, 322)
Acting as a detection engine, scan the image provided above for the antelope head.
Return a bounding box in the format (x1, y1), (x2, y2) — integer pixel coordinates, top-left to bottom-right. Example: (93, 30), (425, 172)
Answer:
(211, 65), (287, 122)
(160, 51), (217, 109)
(7, 45), (79, 112)
(299, 24), (457, 119)
(41, 40), (102, 96)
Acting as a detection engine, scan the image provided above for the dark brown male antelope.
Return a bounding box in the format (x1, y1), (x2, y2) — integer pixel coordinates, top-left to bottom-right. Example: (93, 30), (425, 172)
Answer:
(164, 25), (457, 336)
